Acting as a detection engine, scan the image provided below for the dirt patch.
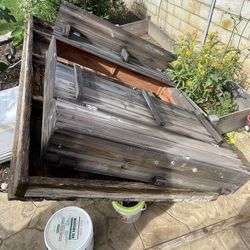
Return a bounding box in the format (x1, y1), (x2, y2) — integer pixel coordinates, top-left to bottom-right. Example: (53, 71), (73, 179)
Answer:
(0, 162), (9, 193)
(0, 43), (21, 90)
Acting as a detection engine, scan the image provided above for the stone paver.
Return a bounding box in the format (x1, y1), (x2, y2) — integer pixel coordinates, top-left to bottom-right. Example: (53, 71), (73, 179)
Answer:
(176, 228), (249, 250)
(236, 132), (250, 163)
(0, 193), (36, 239)
(0, 180), (250, 250)
(135, 204), (189, 248)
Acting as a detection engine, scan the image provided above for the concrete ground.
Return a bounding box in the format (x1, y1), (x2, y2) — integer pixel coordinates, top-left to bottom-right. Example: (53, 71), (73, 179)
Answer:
(0, 133), (250, 250)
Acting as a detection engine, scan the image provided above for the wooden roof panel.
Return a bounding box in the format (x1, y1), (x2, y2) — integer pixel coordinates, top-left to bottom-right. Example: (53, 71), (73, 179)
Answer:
(54, 1), (175, 86)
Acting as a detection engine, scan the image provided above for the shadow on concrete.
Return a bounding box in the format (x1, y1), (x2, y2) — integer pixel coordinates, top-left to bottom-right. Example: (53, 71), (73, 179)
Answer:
(231, 197), (250, 249)
(0, 196), (175, 250)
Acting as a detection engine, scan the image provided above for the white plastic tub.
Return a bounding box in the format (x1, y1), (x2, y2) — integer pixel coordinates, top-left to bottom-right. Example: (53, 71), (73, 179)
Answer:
(44, 206), (94, 250)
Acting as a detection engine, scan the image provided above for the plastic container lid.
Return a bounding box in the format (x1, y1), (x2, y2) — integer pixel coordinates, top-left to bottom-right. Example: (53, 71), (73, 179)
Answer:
(44, 206), (93, 250)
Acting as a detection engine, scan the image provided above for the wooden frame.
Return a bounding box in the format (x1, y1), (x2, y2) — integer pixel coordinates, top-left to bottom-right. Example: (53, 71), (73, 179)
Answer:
(8, 17), (221, 201)
(8, 13), (250, 201)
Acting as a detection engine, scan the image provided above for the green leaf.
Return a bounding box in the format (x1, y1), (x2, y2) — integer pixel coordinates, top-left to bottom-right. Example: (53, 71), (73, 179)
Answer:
(11, 26), (24, 47)
(0, 62), (8, 73)
(0, 4), (16, 23)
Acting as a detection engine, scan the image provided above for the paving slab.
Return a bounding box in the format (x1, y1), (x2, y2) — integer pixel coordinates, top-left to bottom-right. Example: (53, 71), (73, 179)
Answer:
(0, 179), (250, 250)
(0, 193), (36, 240)
(1, 228), (45, 250)
(134, 204), (189, 248)
(175, 227), (249, 250)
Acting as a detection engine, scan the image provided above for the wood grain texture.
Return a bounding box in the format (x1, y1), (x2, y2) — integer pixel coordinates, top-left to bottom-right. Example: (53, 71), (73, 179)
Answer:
(55, 1), (174, 68)
(9, 13), (250, 200)
(26, 176), (219, 202)
(8, 17), (33, 198)
(41, 59), (250, 193)
(120, 19), (148, 36)
(216, 108), (250, 134)
(41, 36), (57, 156)
(55, 38), (176, 104)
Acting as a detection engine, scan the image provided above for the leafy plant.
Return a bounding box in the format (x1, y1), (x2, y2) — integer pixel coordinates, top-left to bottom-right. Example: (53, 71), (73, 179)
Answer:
(11, 26), (24, 47)
(167, 32), (242, 116)
(19, 0), (126, 22)
(225, 131), (238, 145)
(0, 4), (16, 23)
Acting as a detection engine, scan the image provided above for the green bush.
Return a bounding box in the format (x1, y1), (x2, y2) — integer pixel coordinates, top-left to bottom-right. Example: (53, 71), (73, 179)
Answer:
(166, 32), (242, 116)
(19, 0), (125, 22)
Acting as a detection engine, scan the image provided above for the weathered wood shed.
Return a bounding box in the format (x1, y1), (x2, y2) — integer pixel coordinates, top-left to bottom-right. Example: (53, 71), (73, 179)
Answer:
(41, 36), (250, 193)
(8, 2), (250, 201)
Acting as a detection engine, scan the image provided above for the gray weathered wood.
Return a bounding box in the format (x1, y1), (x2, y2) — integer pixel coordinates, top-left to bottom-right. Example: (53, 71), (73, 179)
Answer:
(26, 176), (219, 202)
(53, 1), (175, 86)
(120, 19), (148, 36)
(8, 17), (33, 198)
(194, 110), (224, 144)
(148, 21), (175, 53)
(216, 108), (250, 134)
(41, 51), (250, 193)
(142, 90), (165, 126)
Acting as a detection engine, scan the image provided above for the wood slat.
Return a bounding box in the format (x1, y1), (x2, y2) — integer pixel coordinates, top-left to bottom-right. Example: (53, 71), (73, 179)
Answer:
(41, 55), (250, 193)
(47, 131), (248, 186)
(54, 1), (175, 69)
(120, 19), (148, 36)
(26, 176), (219, 202)
(8, 17), (33, 198)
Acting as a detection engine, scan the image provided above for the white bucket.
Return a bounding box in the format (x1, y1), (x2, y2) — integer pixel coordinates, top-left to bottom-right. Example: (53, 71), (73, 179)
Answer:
(44, 206), (94, 250)
(112, 201), (146, 224)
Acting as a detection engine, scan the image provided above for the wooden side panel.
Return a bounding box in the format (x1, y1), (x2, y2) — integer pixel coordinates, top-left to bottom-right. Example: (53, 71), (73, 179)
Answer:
(120, 19), (148, 36)
(26, 176), (219, 202)
(56, 40), (175, 103)
(8, 17), (33, 198)
(216, 108), (250, 134)
(41, 62), (250, 193)
(41, 37), (57, 155)
(54, 1), (175, 70)
(148, 21), (175, 53)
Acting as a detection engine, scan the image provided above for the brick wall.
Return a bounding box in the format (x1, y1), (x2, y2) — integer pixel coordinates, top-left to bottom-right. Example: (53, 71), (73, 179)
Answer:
(124, 0), (250, 88)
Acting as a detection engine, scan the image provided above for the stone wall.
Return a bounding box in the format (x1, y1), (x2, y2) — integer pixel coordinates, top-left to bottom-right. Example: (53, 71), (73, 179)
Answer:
(124, 0), (250, 89)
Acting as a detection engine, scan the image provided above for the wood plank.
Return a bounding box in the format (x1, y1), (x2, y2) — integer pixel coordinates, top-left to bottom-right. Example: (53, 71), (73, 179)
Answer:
(54, 1), (175, 70)
(142, 90), (166, 126)
(48, 145), (244, 192)
(194, 110), (224, 144)
(53, 100), (243, 168)
(56, 36), (174, 87)
(45, 129), (249, 195)
(54, 63), (215, 141)
(55, 40), (176, 103)
(26, 176), (219, 202)
(215, 108), (250, 134)
(41, 36), (57, 156)
(148, 21), (175, 53)
(120, 19), (148, 36)
(8, 17), (33, 198)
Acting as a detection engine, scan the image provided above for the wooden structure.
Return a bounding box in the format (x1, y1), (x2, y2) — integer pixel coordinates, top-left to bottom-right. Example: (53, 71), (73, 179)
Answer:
(8, 2), (250, 200)
(41, 37), (249, 192)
